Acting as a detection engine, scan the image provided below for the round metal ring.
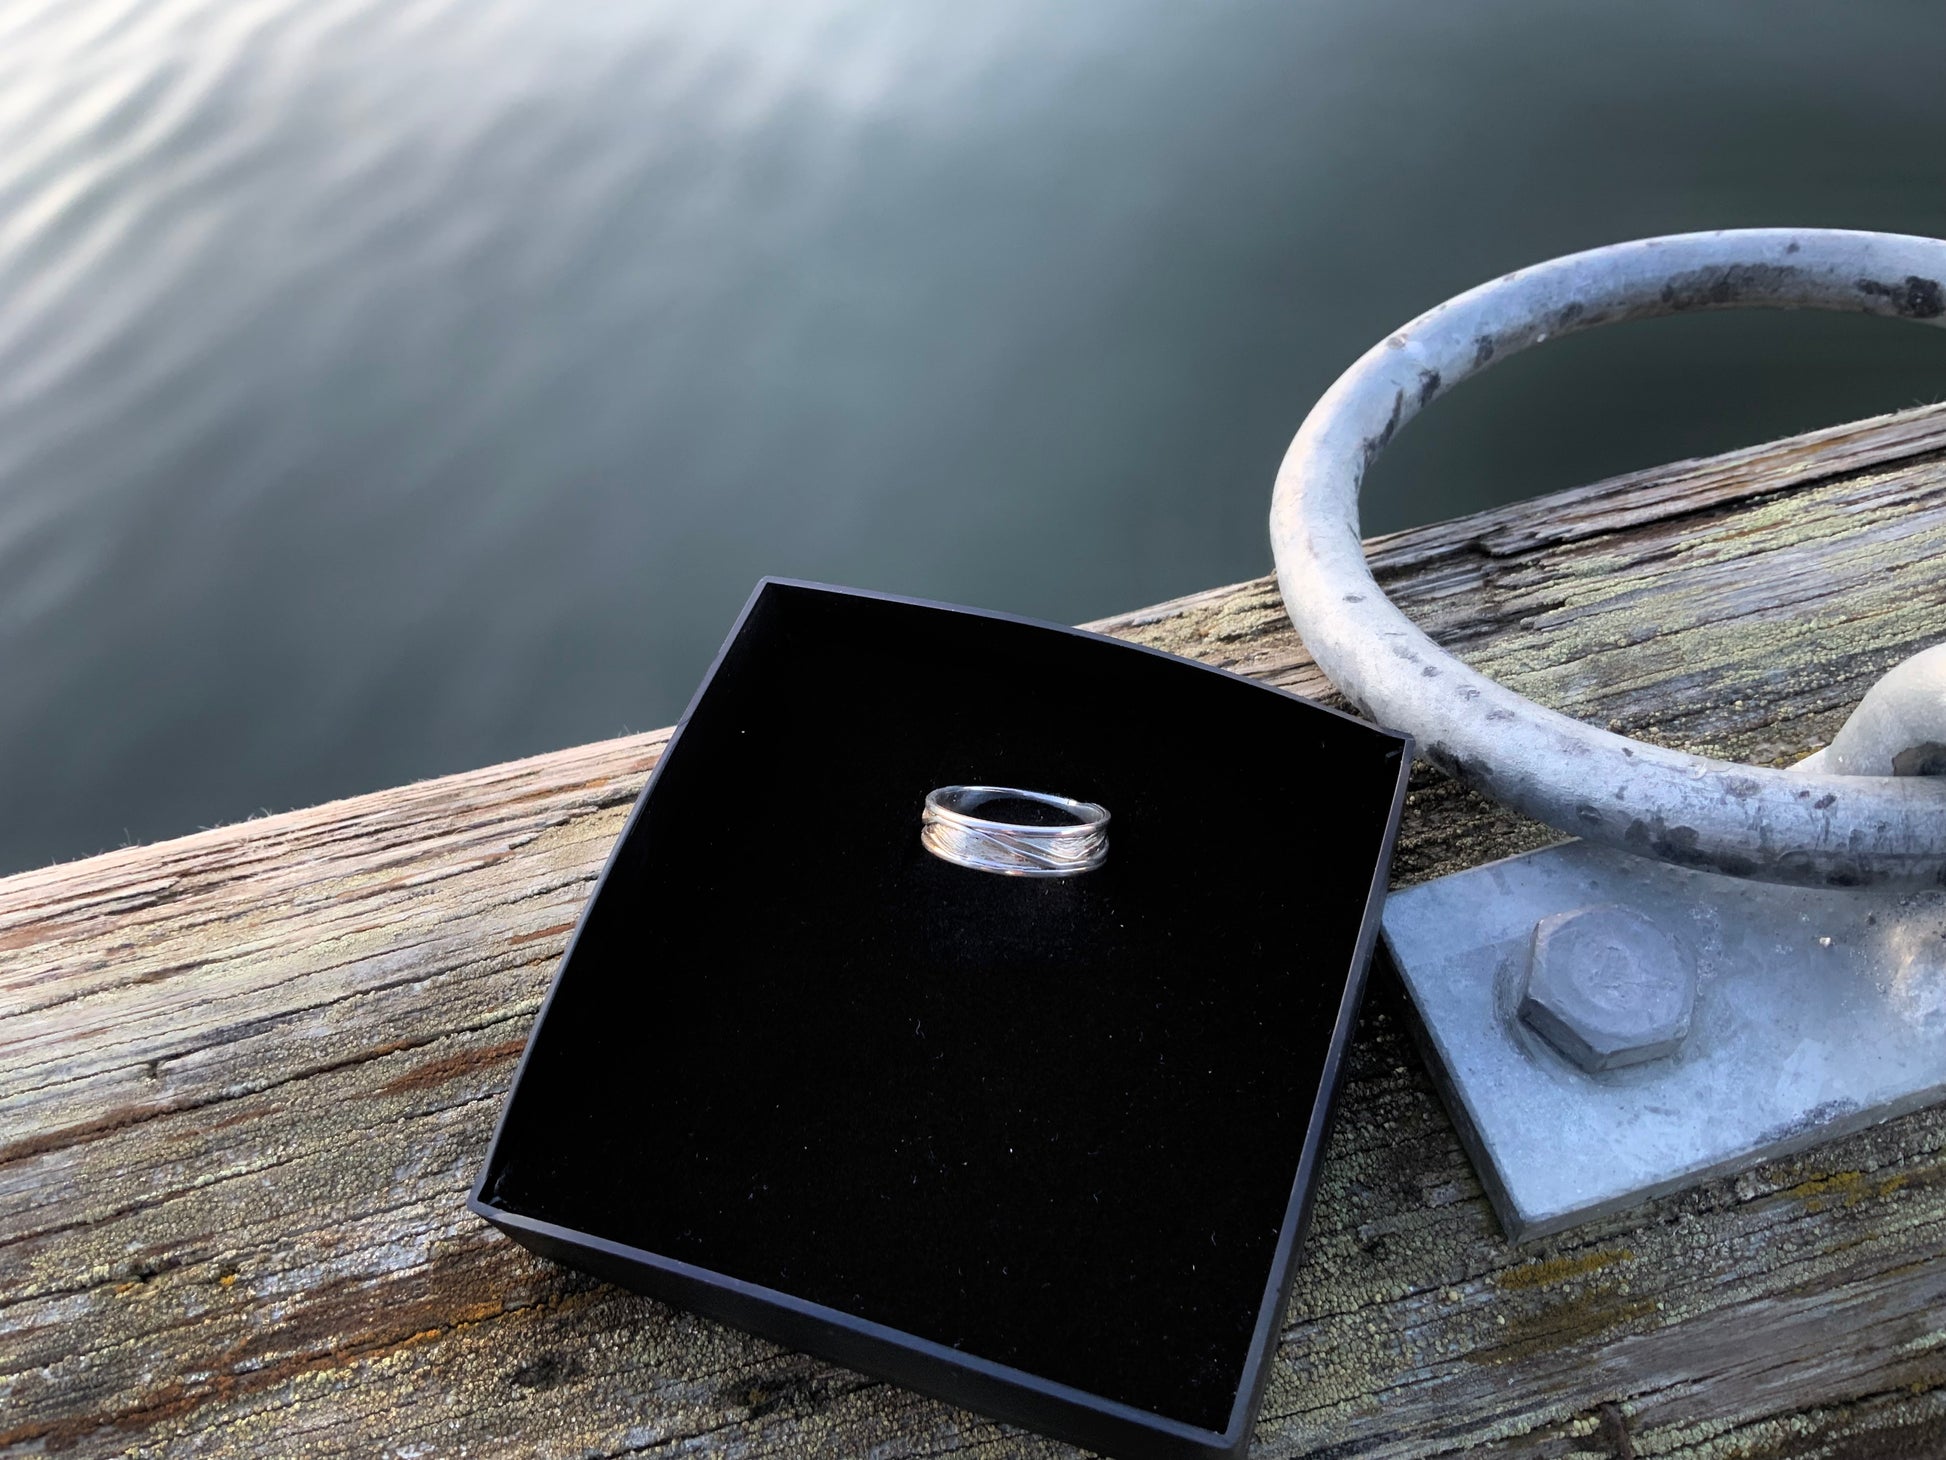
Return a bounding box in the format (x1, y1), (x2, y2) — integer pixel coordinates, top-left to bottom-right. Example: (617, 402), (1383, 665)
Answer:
(1271, 227), (1946, 889)
(920, 785), (1109, 877)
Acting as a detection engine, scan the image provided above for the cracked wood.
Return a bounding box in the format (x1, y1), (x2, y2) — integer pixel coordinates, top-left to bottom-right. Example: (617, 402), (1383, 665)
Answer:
(7, 405), (1946, 1458)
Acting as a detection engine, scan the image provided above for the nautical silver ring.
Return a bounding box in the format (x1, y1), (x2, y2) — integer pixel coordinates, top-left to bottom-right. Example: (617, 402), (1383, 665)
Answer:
(920, 786), (1110, 877)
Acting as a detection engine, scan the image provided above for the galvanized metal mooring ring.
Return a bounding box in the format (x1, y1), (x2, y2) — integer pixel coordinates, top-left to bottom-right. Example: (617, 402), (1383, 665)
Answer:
(1273, 228), (1946, 889)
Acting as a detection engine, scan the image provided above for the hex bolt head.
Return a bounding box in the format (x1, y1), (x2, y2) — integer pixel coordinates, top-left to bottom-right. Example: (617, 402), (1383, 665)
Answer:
(1519, 904), (1696, 1073)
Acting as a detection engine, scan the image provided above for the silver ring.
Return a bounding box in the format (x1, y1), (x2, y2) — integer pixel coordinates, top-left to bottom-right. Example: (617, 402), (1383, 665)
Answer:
(920, 785), (1110, 877)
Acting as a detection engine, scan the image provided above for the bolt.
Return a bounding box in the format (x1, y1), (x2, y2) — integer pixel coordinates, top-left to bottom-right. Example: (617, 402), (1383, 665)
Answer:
(1519, 904), (1696, 1073)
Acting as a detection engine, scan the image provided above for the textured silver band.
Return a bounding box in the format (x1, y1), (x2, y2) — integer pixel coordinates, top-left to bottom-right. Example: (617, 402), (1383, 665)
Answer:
(920, 785), (1110, 877)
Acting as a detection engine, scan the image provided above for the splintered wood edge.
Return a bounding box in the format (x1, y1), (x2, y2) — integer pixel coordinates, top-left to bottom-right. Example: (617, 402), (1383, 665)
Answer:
(3, 400), (1946, 1460)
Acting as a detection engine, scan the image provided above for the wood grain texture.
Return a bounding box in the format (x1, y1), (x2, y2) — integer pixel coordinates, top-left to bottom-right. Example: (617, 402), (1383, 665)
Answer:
(8, 404), (1946, 1459)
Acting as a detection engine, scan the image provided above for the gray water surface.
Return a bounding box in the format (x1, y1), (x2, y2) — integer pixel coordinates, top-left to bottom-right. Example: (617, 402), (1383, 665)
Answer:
(6, 0), (1946, 873)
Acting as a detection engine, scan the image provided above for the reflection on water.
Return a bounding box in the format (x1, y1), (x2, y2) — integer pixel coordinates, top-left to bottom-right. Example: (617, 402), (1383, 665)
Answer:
(4, 0), (1946, 872)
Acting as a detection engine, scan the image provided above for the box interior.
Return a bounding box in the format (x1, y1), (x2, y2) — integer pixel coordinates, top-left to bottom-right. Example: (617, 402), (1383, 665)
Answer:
(478, 583), (1406, 1434)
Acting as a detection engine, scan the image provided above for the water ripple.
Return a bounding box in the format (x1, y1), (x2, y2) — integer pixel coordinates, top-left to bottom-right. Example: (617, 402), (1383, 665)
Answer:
(3, 0), (1946, 874)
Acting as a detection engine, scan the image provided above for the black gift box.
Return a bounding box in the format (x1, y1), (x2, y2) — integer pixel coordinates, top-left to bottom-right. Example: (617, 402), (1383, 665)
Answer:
(470, 581), (1410, 1460)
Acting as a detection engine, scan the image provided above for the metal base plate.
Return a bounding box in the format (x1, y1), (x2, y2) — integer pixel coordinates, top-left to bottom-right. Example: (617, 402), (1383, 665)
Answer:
(1382, 841), (1946, 1242)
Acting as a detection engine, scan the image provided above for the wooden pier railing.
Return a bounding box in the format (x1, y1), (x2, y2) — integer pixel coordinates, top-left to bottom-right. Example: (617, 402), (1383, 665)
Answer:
(7, 405), (1946, 1458)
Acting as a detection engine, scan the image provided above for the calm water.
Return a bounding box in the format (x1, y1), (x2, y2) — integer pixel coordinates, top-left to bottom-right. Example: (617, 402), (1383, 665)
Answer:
(6, 0), (1946, 874)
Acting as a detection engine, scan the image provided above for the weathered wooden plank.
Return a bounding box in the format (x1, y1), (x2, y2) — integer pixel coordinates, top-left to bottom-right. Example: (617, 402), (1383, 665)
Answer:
(6, 404), (1946, 1459)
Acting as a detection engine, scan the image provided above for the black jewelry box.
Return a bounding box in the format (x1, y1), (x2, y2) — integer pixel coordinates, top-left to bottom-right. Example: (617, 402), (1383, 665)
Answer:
(470, 581), (1410, 1460)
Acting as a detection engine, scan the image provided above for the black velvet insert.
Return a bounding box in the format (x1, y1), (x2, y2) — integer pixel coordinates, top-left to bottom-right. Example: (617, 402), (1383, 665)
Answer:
(478, 583), (1406, 1436)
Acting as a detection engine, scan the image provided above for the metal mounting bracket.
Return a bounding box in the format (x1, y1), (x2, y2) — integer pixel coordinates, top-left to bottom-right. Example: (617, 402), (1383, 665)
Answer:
(1273, 228), (1946, 1237)
(1382, 839), (1946, 1241)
